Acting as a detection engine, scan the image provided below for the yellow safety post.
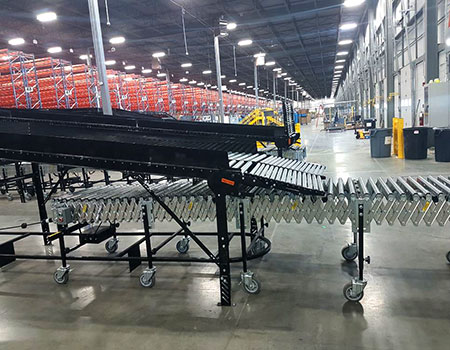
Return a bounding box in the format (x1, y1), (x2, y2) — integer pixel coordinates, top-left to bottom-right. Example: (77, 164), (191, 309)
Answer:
(393, 117), (404, 159)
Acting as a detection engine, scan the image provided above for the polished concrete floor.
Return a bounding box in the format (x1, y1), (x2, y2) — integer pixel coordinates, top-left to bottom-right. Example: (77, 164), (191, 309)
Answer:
(0, 120), (449, 349)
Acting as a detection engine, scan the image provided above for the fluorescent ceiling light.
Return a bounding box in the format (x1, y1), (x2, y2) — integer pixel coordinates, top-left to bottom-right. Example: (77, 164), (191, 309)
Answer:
(273, 68), (282, 72)
(343, 0), (366, 8)
(238, 39), (253, 46)
(265, 61), (276, 66)
(36, 11), (57, 22)
(105, 60), (116, 66)
(79, 54), (92, 60)
(335, 65), (344, 69)
(283, 77), (291, 80)
(142, 68), (152, 73)
(211, 85), (217, 89)
(336, 59), (346, 63)
(227, 22), (237, 30)
(109, 36), (125, 44)
(340, 23), (357, 30)
(254, 52), (266, 58)
(156, 72), (166, 77)
(339, 39), (353, 45)
(247, 85), (253, 88)
(180, 78), (188, 82)
(280, 72), (287, 76)
(238, 83), (246, 86)
(181, 63), (192, 68)
(47, 46), (62, 53)
(152, 52), (166, 58)
(221, 75), (226, 79)
(229, 79), (237, 83)
(124, 65), (136, 70)
(8, 38), (25, 46)
(336, 51), (348, 56)
(189, 80), (197, 85)
(202, 70), (212, 74)
(197, 82), (205, 86)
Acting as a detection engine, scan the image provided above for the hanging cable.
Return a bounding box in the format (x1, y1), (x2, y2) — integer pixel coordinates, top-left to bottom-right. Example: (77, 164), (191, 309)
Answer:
(233, 45), (237, 76)
(182, 8), (189, 55)
(105, 0), (111, 26)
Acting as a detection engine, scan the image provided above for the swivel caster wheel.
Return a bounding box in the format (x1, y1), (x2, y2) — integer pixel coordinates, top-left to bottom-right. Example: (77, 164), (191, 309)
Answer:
(105, 238), (119, 254)
(343, 281), (365, 302)
(176, 238), (190, 254)
(140, 267), (156, 288)
(24, 192), (32, 201)
(7, 194), (13, 201)
(341, 244), (358, 262)
(241, 271), (261, 295)
(53, 266), (70, 285)
(446, 251), (450, 264)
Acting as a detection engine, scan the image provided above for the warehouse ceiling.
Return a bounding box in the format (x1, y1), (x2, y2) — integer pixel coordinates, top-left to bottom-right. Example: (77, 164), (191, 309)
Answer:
(0, 0), (367, 98)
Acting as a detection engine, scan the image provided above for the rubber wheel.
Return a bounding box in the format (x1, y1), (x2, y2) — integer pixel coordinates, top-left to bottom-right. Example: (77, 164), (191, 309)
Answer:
(140, 273), (155, 288)
(446, 251), (450, 263)
(341, 246), (358, 262)
(105, 239), (118, 254)
(53, 271), (69, 285)
(343, 282), (364, 302)
(243, 278), (261, 294)
(176, 240), (189, 254)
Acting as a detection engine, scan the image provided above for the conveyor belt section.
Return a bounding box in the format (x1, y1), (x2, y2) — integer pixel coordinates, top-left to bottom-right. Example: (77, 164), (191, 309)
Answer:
(53, 174), (450, 227)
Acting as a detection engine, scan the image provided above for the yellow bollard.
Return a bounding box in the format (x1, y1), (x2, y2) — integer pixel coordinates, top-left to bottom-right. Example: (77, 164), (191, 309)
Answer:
(393, 118), (404, 159)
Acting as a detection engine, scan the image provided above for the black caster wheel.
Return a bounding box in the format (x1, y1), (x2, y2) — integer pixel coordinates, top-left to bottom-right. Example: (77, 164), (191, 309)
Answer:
(243, 278), (261, 294)
(105, 239), (118, 254)
(446, 251), (450, 264)
(176, 239), (189, 254)
(53, 270), (69, 285)
(343, 282), (364, 302)
(341, 245), (358, 262)
(7, 195), (13, 201)
(140, 273), (155, 288)
(69, 186), (75, 193)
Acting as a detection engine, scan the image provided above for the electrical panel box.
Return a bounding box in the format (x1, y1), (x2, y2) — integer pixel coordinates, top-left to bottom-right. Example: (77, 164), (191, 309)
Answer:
(425, 82), (450, 127)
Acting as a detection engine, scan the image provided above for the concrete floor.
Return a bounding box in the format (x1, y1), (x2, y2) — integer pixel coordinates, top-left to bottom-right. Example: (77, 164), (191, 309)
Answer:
(0, 120), (449, 349)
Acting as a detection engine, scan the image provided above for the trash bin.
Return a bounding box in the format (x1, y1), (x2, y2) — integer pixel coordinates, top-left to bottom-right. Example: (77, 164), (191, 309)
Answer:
(403, 127), (430, 160)
(370, 128), (392, 158)
(363, 118), (376, 130)
(434, 128), (450, 162)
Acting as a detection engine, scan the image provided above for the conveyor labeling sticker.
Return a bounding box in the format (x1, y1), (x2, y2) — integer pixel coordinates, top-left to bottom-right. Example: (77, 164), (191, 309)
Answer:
(221, 178), (235, 186)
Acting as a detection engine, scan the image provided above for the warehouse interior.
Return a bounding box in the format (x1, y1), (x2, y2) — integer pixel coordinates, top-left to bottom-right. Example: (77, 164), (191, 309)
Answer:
(0, 0), (449, 349)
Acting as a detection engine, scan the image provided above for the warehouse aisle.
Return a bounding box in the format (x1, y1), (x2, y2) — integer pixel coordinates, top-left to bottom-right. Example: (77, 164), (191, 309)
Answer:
(0, 123), (449, 350)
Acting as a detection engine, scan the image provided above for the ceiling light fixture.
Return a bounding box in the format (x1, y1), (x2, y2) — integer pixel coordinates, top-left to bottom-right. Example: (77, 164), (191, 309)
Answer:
(280, 72), (287, 76)
(152, 52), (166, 58)
(181, 63), (192, 68)
(197, 82), (205, 86)
(336, 51), (348, 56)
(238, 83), (246, 86)
(336, 59), (346, 63)
(339, 39), (353, 45)
(273, 68), (282, 72)
(343, 0), (366, 8)
(340, 23), (357, 31)
(202, 70), (212, 74)
(238, 39), (253, 46)
(156, 72), (166, 77)
(47, 46), (62, 53)
(227, 22), (237, 30)
(189, 80), (197, 85)
(180, 78), (188, 82)
(105, 60), (116, 66)
(79, 54), (92, 60)
(36, 11), (57, 22)
(109, 36), (125, 44)
(142, 68), (152, 73)
(265, 61), (276, 66)
(124, 65), (136, 70)
(335, 65), (344, 69)
(8, 38), (25, 46)
(229, 79), (237, 83)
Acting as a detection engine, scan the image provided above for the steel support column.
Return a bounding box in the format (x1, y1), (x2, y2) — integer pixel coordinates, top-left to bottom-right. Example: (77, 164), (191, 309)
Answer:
(214, 35), (225, 123)
(254, 61), (259, 107)
(425, 0), (438, 81)
(385, 0), (395, 127)
(87, 0), (112, 115)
